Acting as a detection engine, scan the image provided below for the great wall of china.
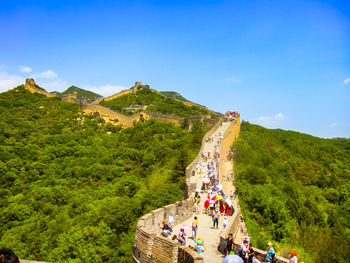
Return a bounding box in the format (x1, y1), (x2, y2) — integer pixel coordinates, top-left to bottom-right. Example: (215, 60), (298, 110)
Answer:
(20, 79), (288, 263)
(132, 115), (289, 263)
(23, 79), (217, 129)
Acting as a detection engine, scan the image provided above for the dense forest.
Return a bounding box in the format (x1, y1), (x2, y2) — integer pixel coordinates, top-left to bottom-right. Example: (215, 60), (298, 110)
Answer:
(0, 86), (206, 262)
(99, 86), (218, 118)
(233, 121), (350, 263)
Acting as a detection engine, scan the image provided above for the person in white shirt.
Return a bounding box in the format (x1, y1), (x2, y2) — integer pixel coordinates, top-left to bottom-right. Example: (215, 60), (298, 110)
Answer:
(168, 211), (174, 230)
(223, 216), (228, 228)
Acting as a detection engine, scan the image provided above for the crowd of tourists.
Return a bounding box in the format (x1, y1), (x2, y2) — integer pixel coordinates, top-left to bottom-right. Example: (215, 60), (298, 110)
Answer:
(158, 128), (232, 257)
(157, 118), (299, 263)
(223, 237), (299, 263)
(224, 111), (239, 122)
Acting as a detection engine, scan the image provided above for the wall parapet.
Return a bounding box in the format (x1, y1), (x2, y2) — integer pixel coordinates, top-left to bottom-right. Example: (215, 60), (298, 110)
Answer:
(82, 104), (218, 128)
(133, 117), (224, 263)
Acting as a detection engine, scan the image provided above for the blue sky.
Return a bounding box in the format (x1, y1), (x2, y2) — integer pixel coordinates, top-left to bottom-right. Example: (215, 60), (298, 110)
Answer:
(0, 0), (349, 138)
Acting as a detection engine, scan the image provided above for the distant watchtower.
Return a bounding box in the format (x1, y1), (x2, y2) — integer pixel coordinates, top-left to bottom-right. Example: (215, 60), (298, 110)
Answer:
(133, 82), (142, 89)
(132, 82), (142, 94)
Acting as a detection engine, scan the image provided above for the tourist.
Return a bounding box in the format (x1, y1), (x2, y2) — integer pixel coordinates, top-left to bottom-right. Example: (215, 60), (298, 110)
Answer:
(209, 199), (215, 214)
(288, 249), (298, 263)
(223, 216), (228, 228)
(178, 228), (186, 246)
(240, 218), (246, 234)
(265, 242), (275, 263)
(230, 190), (234, 199)
(172, 234), (178, 243)
(194, 240), (205, 256)
(240, 240), (249, 263)
(212, 209), (219, 229)
(226, 171), (231, 181)
(168, 211), (174, 230)
(0, 249), (19, 263)
(192, 216), (198, 239)
(247, 243), (255, 263)
(159, 220), (170, 237)
(224, 202), (231, 216)
(196, 196), (201, 214)
(226, 233), (234, 255)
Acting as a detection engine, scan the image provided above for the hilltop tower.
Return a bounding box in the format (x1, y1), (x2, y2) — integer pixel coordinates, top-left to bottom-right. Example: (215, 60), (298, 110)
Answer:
(24, 78), (56, 97)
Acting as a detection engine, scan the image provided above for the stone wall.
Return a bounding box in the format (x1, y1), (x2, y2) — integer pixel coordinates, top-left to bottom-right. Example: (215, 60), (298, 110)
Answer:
(103, 89), (133, 101)
(219, 118), (241, 178)
(177, 247), (204, 263)
(24, 78), (56, 98)
(82, 104), (217, 129)
(133, 118), (224, 263)
(216, 116), (288, 263)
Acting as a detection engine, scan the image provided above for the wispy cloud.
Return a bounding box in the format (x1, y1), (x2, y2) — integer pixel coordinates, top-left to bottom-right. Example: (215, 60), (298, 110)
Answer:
(83, 84), (127, 97)
(19, 65), (32, 73)
(0, 65), (126, 95)
(227, 77), (240, 82)
(0, 66), (24, 92)
(32, 70), (58, 79)
(344, 78), (350, 85)
(36, 80), (68, 92)
(329, 122), (338, 128)
(251, 112), (286, 126)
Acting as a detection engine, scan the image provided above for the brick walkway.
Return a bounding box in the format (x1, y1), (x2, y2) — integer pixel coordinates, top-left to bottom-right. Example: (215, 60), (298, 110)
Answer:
(172, 122), (234, 263)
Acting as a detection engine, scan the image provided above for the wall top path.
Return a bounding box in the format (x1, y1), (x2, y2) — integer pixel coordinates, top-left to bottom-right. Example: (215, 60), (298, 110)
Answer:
(133, 114), (242, 263)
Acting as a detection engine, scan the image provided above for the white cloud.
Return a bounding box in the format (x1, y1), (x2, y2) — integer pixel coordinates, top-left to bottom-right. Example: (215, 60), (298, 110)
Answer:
(227, 77), (240, 82)
(344, 78), (350, 85)
(32, 69), (58, 79)
(329, 122), (338, 128)
(83, 84), (127, 97)
(251, 112), (286, 126)
(0, 65), (125, 96)
(274, 112), (285, 120)
(0, 68), (24, 92)
(35, 79), (68, 92)
(19, 65), (32, 73)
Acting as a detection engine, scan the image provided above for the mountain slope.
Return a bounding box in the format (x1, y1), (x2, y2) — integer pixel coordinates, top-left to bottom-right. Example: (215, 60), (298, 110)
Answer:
(99, 86), (220, 118)
(160, 91), (191, 103)
(61, 86), (102, 103)
(0, 86), (204, 262)
(233, 121), (350, 263)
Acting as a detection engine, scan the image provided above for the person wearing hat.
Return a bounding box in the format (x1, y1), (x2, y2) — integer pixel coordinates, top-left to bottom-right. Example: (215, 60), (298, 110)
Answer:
(288, 249), (298, 263)
(265, 242), (275, 262)
(194, 239), (205, 256)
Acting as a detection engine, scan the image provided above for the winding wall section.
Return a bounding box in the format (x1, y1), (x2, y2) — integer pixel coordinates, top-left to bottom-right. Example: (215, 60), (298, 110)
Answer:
(132, 116), (241, 263)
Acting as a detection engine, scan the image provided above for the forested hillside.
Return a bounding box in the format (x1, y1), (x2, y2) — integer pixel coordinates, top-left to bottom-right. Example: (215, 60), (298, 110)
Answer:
(62, 86), (102, 103)
(160, 91), (191, 103)
(233, 121), (350, 263)
(0, 86), (206, 262)
(99, 86), (218, 118)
